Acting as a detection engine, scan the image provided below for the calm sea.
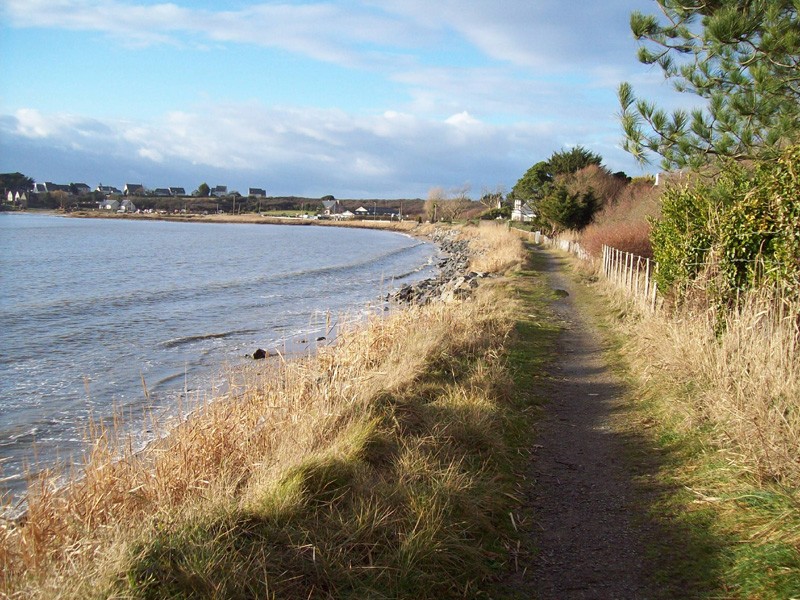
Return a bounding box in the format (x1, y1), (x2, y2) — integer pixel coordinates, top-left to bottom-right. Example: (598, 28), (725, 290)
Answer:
(0, 214), (437, 500)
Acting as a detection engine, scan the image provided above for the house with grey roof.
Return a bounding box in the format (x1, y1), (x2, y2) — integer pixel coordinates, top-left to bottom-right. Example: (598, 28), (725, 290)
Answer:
(169, 187), (186, 196)
(97, 185), (122, 195)
(33, 182), (70, 194)
(511, 199), (536, 222)
(321, 199), (342, 216)
(124, 183), (144, 196)
(248, 188), (266, 197)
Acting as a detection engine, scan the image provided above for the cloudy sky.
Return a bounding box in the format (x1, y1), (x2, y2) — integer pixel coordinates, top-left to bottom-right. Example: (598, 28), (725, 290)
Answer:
(0, 0), (683, 198)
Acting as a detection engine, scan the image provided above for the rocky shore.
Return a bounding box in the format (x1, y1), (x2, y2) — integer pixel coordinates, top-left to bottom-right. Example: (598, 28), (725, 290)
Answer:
(390, 228), (490, 305)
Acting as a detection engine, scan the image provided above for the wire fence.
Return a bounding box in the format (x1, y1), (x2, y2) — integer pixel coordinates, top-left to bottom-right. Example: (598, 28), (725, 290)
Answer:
(601, 244), (659, 312)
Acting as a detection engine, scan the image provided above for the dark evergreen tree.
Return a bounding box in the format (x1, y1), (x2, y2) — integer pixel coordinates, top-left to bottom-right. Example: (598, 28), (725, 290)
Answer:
(619, 0), (800, 168)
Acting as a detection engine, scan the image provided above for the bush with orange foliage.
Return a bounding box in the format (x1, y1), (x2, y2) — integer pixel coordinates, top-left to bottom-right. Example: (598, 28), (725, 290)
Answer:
(580, 179), (661, 258)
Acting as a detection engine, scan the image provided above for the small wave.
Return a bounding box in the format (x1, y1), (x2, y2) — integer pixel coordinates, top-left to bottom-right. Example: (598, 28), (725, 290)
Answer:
(160, 329), (257, 349)
(267, 241), (427, 284)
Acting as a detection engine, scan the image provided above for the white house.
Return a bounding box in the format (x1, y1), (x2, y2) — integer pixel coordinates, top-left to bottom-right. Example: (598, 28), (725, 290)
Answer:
(321, 199), (342, 216)
(511, 199), (536, 222)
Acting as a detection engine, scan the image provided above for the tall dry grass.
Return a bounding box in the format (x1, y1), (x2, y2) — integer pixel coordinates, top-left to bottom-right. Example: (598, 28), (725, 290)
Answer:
(618, 283), (800, 488)
(1, 224), (526, 599)
(461, 221), (527, 273)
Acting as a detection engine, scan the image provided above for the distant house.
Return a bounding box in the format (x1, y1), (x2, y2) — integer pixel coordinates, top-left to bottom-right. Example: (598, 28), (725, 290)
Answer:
(211, 185), (227, 197)
(119, 199), (137, 213)
(96, 185), (122, 195)
(248, 188), (266, 198)
(153, 188), (172, 197)
(101, 199), (120, 211)
(169, 187), (186, 196)
(339, 210), (355, 220)
(511, 199), (536, 222)
(321, 199), (342, 216)
(355, 205), (397, 219)
(72, 183), (91, 195)
(32, 182), (70, 194)
(6, 191), (27, 205)
(124, 183), (144, 196)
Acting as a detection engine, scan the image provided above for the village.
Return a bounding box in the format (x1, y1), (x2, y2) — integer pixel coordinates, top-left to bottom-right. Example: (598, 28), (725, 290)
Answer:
(1, 178), (436, 220)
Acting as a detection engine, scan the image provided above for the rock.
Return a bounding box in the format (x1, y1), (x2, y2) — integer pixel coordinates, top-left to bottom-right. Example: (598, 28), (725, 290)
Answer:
(316, 336), (326, 341)
(253, 348), (268, 359)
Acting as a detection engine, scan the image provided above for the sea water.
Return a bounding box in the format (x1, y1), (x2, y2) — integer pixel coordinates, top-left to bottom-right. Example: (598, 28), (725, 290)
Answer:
(0, 213), (437, 500)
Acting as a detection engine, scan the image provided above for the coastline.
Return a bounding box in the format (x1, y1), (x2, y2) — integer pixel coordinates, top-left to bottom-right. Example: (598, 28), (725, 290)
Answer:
(1, 214), (467, 506)
(2, 220), (526, 598)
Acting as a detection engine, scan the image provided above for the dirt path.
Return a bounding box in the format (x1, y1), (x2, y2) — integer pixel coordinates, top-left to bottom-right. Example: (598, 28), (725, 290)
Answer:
(506, 248), (661, 599)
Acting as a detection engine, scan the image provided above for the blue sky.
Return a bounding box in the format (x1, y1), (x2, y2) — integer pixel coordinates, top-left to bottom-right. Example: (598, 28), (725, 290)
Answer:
(0, 0), (685, 198)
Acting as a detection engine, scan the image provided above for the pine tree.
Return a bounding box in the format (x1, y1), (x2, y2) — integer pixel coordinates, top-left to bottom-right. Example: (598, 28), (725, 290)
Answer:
(619, 0), (800, 169)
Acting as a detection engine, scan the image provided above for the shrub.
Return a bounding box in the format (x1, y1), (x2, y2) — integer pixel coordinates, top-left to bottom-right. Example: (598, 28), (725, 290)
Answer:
(581, 220), (652, 258)
(651, 144), (800, 301)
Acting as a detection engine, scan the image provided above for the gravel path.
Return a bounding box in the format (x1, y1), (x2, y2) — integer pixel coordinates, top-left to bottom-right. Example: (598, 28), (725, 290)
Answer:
(508, 248), (660, 599)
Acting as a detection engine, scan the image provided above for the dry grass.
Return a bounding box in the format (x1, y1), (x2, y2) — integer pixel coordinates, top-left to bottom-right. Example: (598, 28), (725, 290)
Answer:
(0, 225), (527, 599)
(615, 283), (800, 489)
(461, 221), (527, 273)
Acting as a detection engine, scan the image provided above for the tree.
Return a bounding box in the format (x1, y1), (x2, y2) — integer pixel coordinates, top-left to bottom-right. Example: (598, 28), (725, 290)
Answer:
(479, 185), (506, 210)
(619, 0), (800, 169)
(511, 147), (603, 201)
(424, 186), (446, 221)
(510, 161), (552, 201)
(546, 146), (603, 176)
(195, 182), (210, 197)
(538, 185), (598, 232)
(0, 172), (34, 191)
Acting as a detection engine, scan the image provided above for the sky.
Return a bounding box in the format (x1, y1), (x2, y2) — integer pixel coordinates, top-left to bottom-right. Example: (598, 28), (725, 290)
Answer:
(0, 0), (686, 199)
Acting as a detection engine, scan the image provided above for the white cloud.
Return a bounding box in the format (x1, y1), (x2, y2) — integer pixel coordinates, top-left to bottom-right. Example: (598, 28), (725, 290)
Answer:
(445, 111), (480, 126)
(1, 0), (415, 64)
(1, 100), (647, 198)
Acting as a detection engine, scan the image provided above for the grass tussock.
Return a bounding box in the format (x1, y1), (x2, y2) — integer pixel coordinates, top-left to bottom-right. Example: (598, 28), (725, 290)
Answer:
(1, 225), (528, 599)
(462, 221), (527, 273)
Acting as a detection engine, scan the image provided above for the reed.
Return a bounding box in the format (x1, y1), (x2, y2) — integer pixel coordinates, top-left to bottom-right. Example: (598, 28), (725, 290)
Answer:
(1, 224), (527, 599)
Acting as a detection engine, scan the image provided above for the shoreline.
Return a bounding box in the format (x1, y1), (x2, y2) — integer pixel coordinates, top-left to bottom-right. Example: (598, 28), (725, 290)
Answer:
(2, 214), (476, 512)
(2, 221), (526, 597)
